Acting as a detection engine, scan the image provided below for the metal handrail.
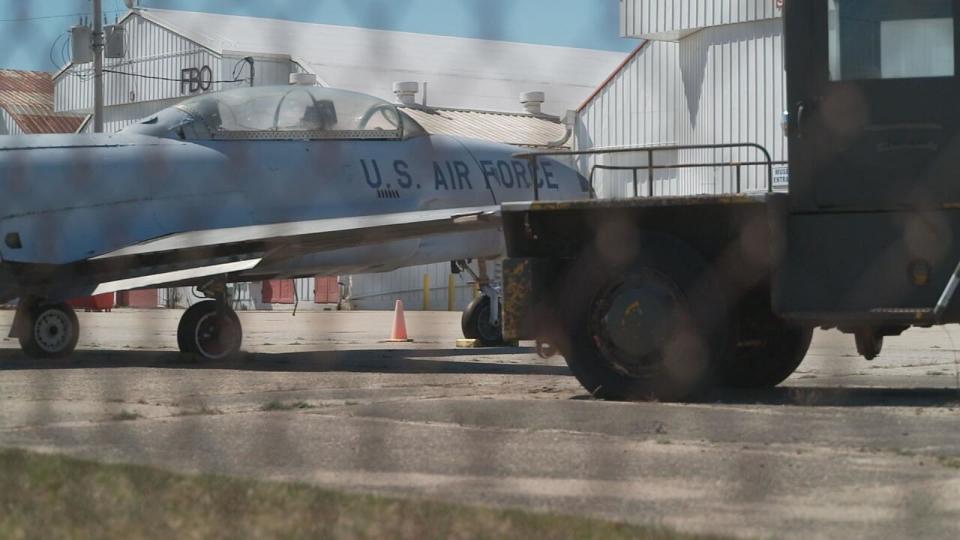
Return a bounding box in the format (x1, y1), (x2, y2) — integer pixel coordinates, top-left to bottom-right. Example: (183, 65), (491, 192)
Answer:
(515, 142), (780, 201)
(589, 160), (788, 198)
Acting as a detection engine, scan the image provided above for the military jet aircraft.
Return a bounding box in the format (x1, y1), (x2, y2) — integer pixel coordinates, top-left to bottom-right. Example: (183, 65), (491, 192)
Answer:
(0, 85), (589, 360)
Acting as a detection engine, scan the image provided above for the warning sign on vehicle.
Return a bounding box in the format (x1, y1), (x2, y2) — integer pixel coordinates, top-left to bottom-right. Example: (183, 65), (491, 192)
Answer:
(772, 165), (790, 190)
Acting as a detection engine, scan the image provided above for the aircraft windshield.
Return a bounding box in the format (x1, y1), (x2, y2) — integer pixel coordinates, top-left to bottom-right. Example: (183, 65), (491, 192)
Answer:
(175, 86), (404, 140)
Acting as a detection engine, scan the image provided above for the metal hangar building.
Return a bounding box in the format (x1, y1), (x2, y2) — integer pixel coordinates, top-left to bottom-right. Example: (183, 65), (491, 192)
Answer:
(576, 0), (789, 198)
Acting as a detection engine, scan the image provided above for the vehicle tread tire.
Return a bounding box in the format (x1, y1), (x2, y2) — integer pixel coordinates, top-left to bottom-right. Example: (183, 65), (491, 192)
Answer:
(722, 321), (813, 389)
(558, 233), (731, 402)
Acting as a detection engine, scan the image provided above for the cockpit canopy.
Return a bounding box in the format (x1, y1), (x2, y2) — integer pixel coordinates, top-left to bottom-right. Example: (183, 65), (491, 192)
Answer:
(128, 86), (422, 141)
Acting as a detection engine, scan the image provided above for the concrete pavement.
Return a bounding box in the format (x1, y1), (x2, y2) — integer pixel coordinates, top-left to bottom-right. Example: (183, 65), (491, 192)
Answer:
(1, 309), (959, 538)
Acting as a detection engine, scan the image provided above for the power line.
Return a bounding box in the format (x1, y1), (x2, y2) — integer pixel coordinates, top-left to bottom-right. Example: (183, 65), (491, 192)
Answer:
(49, 32), (67, 70)
(0, 10), (124, 23)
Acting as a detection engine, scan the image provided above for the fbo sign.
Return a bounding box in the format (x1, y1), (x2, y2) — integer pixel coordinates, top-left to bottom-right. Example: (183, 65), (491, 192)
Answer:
(181, 66), (213, 94)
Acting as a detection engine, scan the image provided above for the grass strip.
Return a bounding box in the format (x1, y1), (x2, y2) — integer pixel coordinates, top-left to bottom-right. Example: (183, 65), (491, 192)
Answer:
(0, 448), (718, 540)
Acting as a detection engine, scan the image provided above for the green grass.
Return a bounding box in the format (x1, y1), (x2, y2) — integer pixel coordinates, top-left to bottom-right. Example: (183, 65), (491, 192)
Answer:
(173, 406), (224, 417)
(0, 448), (717, 540)
(260, 400), (315, 412)
(938, 456), (960, 469)
(110, 411), (142, 422)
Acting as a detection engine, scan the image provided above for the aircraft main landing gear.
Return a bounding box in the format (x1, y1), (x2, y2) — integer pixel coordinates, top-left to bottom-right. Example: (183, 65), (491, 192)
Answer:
(456, 259), (507, 346)
(13, 299), (80, 359)
(177, 282), (242, 360)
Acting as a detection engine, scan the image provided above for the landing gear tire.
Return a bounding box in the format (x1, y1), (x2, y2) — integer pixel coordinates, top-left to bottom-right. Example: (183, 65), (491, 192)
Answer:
(461, 295), (504, 346)
(721, 315), (813, 389)
(177, 300), (243, 360)
(559, 234), (730, 402)
(19, 301), (80, 359)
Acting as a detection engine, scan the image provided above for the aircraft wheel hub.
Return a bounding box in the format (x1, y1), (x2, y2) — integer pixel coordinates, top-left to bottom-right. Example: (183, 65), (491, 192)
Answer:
(592, 273), (681, 377)
(194, 311), (241, 360)
(33, 308), (74, 354)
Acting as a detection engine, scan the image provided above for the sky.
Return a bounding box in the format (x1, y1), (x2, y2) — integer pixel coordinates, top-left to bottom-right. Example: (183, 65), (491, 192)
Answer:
(0, 0), (636, 73)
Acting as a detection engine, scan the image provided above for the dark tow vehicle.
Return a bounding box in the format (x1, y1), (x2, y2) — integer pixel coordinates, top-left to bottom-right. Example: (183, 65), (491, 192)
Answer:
(501, 0), (960, 401)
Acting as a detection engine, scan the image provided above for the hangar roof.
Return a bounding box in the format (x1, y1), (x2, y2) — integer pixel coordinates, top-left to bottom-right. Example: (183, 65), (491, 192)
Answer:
(0, 70), (86, 134)
(128, 8), (626, 115)
(400, 106), (568, 149)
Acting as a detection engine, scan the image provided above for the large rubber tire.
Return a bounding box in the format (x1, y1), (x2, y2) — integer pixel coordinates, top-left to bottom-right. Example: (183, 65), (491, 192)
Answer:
(177, 301), (242, 360)
(721, 317), (813, 389)
(19, 302), (80, 359)
(461, 296), (504, 346)
(558, 233), (731, 402)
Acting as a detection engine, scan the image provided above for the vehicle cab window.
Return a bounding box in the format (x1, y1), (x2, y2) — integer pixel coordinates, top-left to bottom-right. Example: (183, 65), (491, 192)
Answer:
(173, 86), (410, 140)
(828, 0), (955, 81)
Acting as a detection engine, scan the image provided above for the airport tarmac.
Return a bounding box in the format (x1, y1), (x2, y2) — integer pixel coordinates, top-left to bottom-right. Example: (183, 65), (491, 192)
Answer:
(0, 308), (959, 539)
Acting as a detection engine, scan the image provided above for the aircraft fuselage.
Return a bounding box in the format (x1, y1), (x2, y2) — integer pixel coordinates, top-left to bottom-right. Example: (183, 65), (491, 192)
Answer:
(0, 130), (587, 300)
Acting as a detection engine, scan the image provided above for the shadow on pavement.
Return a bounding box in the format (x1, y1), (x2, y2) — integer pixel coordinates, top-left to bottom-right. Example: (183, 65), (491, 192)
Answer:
(0, 347), (572, 377)
(5, 348), (957, 407)
(699, 385), (960, 408)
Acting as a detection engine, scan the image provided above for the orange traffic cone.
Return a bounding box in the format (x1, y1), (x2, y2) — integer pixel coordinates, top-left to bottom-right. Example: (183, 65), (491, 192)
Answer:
(387, 299), (413, 342)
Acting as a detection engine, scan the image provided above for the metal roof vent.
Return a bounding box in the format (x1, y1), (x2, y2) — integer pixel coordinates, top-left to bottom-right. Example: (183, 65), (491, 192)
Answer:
(393, 81), (420, 106)
(289, 73), (317, 86)
(521, 91), (545, 115)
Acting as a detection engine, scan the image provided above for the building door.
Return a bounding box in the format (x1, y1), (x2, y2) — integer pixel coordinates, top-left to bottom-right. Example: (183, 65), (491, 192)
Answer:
(117, 290), (158, 308)
(69, 293), (115, 311)
(314, 276), (340, 304)
(262, 280), (295, 304)
(786, 0), (960, 211)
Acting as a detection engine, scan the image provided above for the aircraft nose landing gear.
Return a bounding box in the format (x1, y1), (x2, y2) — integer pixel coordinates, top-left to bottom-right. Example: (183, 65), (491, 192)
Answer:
(177, 282), (243, 360)
(462, 295), (503, 346)
(456, 259), (507, 347)
(15, 300), (80, 359)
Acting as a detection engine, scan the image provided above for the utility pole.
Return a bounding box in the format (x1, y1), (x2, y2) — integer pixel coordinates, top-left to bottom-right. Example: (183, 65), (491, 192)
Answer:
(92, 0), (105, 133)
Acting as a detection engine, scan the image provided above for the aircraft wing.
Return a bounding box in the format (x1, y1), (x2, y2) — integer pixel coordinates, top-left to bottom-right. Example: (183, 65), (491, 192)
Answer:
(90, 259), (264, 296)
(9, 206), (502, 301)
(94, 205), (502, 262)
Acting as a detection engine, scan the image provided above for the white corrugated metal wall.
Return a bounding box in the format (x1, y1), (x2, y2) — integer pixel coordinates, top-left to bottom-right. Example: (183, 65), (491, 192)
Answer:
(75, 61), (295, 134)
(621, 0), (780, 39)
(348, 262), (485, 312)
(677, 18), (786, 193)
(136, 8), (626, 116)
(55, 15), (223, 114)
(576, 41), (683, 198)
(91, 97), (181, 133)
(579, 4), (785, 197)
(0, 109), (24, 136)
(57, 16), (299, 133)
(220, 54), (295, 92)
